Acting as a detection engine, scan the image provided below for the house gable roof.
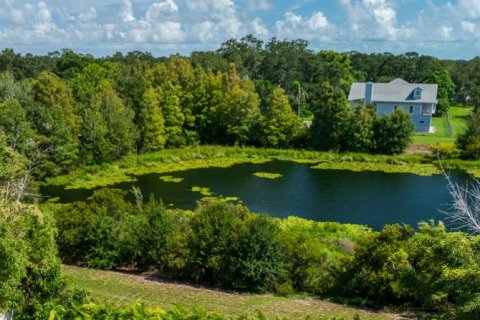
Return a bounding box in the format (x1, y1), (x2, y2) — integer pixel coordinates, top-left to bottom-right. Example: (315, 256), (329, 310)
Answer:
(348, 78), (438, 104)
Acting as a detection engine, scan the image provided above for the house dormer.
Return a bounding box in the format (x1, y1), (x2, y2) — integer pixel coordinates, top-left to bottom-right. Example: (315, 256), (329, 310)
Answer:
(413, 87), (423, 100)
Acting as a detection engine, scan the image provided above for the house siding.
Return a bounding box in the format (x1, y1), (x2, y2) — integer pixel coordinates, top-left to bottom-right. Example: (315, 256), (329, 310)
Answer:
(373, 102), (431, 132)
(411, 115), (431, 132)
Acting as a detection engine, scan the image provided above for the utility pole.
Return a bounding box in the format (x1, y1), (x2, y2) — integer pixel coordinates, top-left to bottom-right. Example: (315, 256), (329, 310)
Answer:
(296, 83), (301, 118)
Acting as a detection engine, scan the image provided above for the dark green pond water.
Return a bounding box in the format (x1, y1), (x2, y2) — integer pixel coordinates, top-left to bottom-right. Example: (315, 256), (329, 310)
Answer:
(41, 160), (470, 230)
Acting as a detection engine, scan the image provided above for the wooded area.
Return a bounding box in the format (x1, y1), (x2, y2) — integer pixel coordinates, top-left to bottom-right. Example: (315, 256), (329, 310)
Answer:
(0, 35), (471, 182)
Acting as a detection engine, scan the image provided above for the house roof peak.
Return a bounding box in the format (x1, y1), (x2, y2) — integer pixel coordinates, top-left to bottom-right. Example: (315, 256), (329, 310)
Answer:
(388, 78), (409, 85)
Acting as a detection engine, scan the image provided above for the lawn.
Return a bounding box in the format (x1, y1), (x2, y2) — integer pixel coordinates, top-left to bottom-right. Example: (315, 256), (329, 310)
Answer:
(412, 106), (471, 145)
(62, 265), (403, 320)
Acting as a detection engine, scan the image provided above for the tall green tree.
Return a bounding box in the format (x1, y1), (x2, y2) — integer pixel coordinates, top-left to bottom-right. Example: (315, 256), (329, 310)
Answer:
(428, 70), (455, 116)
(260, 87), (301, 148)
(73, 65), (137, 164)
(31, 71), (80, 174)
(345, 106), (375, 152)
(222, 65), (261, 145)
(159, 83), (185, 148)
(138, 88), (166, 153)
(0, 98), (35, 154)
(310, 82), (351, 151)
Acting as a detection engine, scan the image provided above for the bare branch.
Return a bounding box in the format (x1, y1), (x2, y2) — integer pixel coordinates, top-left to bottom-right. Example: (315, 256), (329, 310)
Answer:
(441, 162), (480, 234)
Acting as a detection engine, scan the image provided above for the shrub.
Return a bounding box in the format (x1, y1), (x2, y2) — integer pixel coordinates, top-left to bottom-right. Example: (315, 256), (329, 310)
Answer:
(336, 222), (480, 318)
(226, 215), (284, 291)
(53, 188), (174, 270)
(372, 109), (414, 155)
(279, 217), (370, 294)
(431, 143), (461, 159)
(186, 201), (284, 291)
(137, 197), (173, 269)
(457, 111), (480, 160)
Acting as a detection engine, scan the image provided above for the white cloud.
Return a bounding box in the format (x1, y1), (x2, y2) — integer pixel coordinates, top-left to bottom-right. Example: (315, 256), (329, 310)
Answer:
(251, 17), (269, 37)
(461, 21), (476, 33)
(185, 0), (243, 43)
(120, 0), (135, 22)
(145, 0), (178, 21)
(10, 9), (23, 24)
(459, 0), (480, 19)
(340, 0), (402, 40)
(307, 11), (328, 30)
(440, 26), (453, 40)
(275, 11), (329, 40)
(34, 2), (63, 37)
(246, 0), (272, 12)
(77, 7), (97, 22)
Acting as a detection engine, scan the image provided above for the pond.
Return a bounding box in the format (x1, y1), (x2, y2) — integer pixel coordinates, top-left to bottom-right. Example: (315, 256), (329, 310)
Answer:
(41, 160), (471, 230)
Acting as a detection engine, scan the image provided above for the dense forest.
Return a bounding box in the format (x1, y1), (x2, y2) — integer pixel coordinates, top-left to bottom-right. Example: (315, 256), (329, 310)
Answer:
(0, 35), (472, 182)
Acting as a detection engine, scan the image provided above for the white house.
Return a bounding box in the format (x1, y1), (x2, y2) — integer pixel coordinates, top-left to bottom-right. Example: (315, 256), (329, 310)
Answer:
(348, 78), (438, 132)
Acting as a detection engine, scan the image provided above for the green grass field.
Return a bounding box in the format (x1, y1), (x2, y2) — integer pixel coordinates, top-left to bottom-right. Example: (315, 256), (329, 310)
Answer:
(412, 106), (471, 145)
(62, 265), (403, 320)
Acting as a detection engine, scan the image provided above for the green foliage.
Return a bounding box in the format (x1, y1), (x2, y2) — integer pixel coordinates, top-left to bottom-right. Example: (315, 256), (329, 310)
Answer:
(47, 301), (271, 320)
(436, 97), (450, 117)
(0, 98), (35, 154)
(31, 71), (80, 175)
(137, 197), (173, 269)
(428, 70), (455, 116)
(260, 87), (302, 148)
(345, 106), (375, 153)
(279, 217), (370, 294)
(310, 82), (351, 151)
(336, 222), (480, 318)
(457, 111), (480, 159)
(78, 78), (138, 164)
(138, 87), (166, 152)
(186, 201), (284, 291)
(430, 143), (461, 159)
(0, 136), (76, 319)
(53, 188), (173, 270)
(159, 83), (185, 148)
(372, 109), (415, 155)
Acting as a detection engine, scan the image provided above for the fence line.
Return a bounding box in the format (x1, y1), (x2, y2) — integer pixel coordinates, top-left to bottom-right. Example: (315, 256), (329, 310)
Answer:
(445, 111), (453, 137)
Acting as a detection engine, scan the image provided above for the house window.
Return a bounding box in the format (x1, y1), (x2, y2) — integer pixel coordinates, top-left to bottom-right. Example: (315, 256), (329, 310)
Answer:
(420, 121), (425, 124)
(409, 106), (414, 113)
(413, 88), (422, 99)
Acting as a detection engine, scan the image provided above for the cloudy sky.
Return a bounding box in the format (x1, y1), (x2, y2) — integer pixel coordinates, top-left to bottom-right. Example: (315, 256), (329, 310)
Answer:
(0, 0), (479, 59)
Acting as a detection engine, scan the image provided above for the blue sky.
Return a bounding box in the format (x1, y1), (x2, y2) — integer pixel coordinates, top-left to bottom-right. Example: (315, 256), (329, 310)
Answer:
(0, 0), (479, 59)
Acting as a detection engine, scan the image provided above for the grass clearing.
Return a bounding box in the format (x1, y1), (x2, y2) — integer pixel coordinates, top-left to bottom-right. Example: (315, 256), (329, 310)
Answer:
(62, 265), (403, 320)
(413, 106), (471, 145)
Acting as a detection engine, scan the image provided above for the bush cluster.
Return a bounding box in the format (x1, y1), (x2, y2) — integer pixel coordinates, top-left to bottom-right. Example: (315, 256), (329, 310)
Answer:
(50, 189), (367, 294)
(335, 222), (480, 319)
(50, 191), (480, 319)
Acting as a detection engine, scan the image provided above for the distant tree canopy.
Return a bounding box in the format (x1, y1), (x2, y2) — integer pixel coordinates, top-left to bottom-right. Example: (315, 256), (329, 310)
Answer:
(0, 36), (466, 177)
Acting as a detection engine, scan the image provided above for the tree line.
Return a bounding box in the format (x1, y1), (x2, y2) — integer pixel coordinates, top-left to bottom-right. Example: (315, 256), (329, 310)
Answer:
(1, 37), (452, 179)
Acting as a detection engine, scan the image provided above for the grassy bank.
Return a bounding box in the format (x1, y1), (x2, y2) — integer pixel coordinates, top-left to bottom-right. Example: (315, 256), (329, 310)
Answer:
(412, 106), (471, 145)
(62, 265), (402, 320)
(45, 145), (480, 190)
